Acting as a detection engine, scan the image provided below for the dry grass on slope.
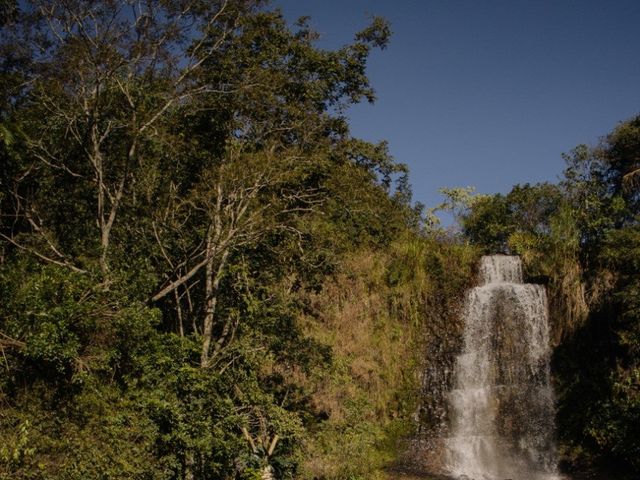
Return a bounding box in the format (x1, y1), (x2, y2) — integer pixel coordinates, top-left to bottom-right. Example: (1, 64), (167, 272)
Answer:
(296, 235), (479, 480)
(298, 248), (423, 479)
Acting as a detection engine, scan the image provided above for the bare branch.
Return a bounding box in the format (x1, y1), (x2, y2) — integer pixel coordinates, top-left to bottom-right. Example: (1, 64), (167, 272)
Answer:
(0, 232), (86, 274)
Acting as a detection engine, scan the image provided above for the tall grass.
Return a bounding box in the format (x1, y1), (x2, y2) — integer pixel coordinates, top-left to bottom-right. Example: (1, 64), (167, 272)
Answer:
(297, 235), (478, 479)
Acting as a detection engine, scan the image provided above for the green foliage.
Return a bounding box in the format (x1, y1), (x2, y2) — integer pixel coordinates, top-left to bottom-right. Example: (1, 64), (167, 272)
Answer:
(462, 183), (563, 253)
(0, 2), (433, 479)
(459, 194), (513, 252)
(0, 420), (35, 468)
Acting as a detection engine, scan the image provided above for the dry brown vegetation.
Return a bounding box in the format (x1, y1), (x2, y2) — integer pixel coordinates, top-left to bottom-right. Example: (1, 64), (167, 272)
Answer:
(292, 237), (478, 479)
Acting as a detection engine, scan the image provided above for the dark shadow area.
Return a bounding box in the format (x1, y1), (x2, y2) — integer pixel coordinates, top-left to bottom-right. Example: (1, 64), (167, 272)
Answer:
(552, 299), (638, 480)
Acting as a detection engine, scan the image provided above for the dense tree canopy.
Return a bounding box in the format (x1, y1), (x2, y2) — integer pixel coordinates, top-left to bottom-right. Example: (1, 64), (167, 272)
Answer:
(0, 2), (426, 479)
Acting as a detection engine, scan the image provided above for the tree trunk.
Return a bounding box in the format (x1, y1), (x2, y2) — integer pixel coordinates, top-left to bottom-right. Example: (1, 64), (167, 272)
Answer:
(184, 451), (195, 480)
(200, 249), (229, 367)
(261, 465), (275, 480)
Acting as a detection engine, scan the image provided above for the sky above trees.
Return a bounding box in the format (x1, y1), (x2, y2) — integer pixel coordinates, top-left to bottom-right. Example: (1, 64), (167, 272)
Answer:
(275, 0), (640, 213)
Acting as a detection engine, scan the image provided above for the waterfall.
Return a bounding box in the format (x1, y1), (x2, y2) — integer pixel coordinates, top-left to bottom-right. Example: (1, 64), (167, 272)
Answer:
(445, 255), (560, 480)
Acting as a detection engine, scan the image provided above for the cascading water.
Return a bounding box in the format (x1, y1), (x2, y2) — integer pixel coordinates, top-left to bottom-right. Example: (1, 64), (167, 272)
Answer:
(445, 255), (560, 480)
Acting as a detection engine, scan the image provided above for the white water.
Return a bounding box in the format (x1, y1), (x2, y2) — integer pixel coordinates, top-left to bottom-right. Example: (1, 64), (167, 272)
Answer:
(445, 255), (560, 480)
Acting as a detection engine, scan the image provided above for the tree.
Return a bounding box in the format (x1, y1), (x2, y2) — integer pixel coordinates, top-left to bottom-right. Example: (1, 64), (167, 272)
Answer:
(0, 0), (263, 275)
(0, 0), (401, 363)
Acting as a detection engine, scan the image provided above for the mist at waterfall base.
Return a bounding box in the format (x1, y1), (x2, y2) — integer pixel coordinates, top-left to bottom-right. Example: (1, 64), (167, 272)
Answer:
(444, 256), (561, 480)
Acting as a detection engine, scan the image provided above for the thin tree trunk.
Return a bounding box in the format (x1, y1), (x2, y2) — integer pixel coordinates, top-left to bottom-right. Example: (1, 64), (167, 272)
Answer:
(200, 249), (229, 367)
(261, 465), (275, 480)
(175, 288), (184, 337)
(184, 451), (194, 480)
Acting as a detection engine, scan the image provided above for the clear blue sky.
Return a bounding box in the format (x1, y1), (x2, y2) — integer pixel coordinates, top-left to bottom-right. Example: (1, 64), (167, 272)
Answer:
(274, 0), (640, 210)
